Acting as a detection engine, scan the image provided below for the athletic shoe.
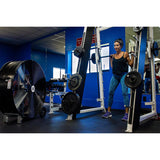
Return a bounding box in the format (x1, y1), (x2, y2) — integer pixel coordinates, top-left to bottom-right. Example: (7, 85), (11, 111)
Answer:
(102, 111), (112, 119)
(121, 113), (128, 121)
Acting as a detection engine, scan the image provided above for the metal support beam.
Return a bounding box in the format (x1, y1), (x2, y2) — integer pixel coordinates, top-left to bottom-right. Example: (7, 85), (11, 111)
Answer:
(126, 27), (157, 132)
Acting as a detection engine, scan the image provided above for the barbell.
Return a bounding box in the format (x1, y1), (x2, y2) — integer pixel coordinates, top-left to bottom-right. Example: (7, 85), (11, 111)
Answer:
(90, 52), (137, 65)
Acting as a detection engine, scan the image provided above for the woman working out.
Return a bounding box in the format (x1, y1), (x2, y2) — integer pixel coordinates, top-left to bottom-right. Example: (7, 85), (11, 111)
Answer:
(102, 39), (134, 121)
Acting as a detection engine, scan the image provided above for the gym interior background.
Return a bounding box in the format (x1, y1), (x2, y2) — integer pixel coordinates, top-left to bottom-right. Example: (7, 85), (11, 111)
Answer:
(0, 27), (160, 133)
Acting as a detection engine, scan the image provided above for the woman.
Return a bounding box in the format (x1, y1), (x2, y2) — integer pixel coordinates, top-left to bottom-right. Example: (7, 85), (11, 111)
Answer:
(102, 39), (134, 121)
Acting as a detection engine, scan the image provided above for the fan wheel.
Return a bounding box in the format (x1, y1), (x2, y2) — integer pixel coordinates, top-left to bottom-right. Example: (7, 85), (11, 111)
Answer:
(0, 60), (46, 118)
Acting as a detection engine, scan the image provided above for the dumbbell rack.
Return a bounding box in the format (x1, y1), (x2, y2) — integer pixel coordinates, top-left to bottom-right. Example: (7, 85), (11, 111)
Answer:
(48, 78), (67, 114)
(126, 27), (157, 132)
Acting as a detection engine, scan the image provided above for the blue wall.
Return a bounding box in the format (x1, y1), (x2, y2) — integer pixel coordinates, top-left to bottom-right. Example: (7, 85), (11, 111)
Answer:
(65, 27), (84, 74)
(65, 27), (126, 110)
(14, 43), (31, 60)
(31, 49), (65, 81)
(0, 42), (31, 68)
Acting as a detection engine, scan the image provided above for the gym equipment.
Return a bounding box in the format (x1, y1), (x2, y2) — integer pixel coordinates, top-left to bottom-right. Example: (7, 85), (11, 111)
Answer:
(91, 52), (136, 64)
(126, 27), (157, 132)
(68, 73), (82, 91)
(47, 78), (67, 114)
(0, 60), (46, 123)
(62, 92), (80, 115)
(91, 53), (96, 64)
(133, 27), (143, 33)
(152, 41), (160, 56)
(62, 27), (106, 119)
(125, 71), (142, 89)
(46, 78), (67, 92)
(126, 27), (146, 132)
(128, 52), (137, 57)
(62, 27), (94, 117)
(74, 46), (85, 58)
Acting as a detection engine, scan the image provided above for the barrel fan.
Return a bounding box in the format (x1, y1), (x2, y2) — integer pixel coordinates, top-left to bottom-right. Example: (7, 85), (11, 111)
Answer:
(0, 60), (46, 120)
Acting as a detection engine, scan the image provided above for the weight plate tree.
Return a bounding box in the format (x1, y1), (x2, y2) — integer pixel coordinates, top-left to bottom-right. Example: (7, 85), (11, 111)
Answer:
(0, 60), (46, 118)
(62, 27), (94, 116)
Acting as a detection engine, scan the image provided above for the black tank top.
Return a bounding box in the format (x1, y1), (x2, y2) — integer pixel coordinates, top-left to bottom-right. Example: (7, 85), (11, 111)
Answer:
(112, 53), (128, 75)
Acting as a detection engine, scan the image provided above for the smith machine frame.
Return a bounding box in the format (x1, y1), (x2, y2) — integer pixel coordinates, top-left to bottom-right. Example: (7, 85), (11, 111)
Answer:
(125, 27), (158, 132)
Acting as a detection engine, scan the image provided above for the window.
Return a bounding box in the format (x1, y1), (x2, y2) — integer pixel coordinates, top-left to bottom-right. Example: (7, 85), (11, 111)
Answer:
(61, 69), (65, 78)
(90, 45), (110, 73)
(72, 51), (79, 74)
(71, 44), (110, 74)
(72, 51), (90, 74)
(53, 67), (65, 79)
(101, 45), (110, 70)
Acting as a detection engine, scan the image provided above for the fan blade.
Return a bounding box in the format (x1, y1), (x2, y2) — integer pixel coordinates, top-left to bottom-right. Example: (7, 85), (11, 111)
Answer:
(28, 92), (35, 118)
(17, 65), (25, 82)
(14, 90), (28, 109)
(34, 92), (44, 107)
(34, 79), (46, 100)
(32, 62), (45, 85)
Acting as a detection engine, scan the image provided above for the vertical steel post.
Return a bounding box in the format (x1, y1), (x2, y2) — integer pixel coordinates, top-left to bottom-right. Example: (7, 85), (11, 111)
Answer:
(95, 27), (106, 112)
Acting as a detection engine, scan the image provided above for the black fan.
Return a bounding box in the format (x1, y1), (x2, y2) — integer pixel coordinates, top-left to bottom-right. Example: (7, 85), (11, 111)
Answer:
(0, 60), (46, 118)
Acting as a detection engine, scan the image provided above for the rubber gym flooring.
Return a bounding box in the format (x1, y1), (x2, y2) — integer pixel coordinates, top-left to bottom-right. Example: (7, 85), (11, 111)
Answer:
(0, 104), (160, 133)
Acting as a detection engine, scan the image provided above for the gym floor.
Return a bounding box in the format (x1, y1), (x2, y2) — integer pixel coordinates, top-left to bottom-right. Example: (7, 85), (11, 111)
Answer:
(0, 104), (160, 133)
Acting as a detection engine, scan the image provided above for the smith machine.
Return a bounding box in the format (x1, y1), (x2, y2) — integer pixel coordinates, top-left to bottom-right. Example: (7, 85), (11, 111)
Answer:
(61, 27), (160, 133)
(62, 27), (107, 120)
(125, 27), (160, 132)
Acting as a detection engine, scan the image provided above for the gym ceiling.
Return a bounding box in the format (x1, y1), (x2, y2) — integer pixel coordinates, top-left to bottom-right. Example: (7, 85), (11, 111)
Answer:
(0, 27), (160, 58)
(0, 27), (67, 55)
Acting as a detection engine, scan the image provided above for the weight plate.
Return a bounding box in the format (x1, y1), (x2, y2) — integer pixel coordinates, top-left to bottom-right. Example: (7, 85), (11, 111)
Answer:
(133, 27), (143, 33)
(68, 73), (82, 91)
(61, 92), (80, 115)
(91, 53), (96, 64)
(125, 71), (142, 89)
(74, 46), (85, 58)
(153, 41), (159, 56)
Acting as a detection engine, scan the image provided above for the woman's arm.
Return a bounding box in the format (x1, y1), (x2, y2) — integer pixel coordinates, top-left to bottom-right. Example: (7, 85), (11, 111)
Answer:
(110, 54), (114, 68)
(125, 52), (134, 67)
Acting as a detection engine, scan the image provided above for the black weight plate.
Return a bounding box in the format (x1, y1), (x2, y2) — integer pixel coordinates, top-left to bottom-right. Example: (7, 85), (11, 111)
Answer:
(68, 74), (82, 91)
(74, 46), (85, 58)
(62, 92), (80, 115)
(125, 71), (142, 89)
